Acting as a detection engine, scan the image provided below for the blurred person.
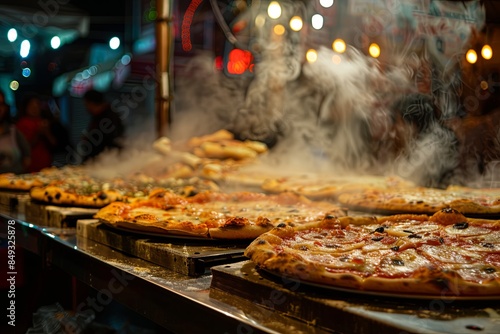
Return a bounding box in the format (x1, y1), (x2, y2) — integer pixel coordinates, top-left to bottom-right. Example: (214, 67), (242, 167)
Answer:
(82, 90), (124, 162)
(16, 93), (58, 172)
(43, 98), (72, 167)
(0, 91), (31, 174)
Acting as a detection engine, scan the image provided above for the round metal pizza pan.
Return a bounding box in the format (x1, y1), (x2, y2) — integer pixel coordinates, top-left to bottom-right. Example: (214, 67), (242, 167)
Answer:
(259, 269), (500, 301)
(100, 221), (214, 241)
(344, 205), (500, 219)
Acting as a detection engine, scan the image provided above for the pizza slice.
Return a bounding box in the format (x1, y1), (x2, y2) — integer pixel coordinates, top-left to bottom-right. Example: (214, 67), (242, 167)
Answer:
(262, 174), (415, 200)
(337, 187), (500, 216)
(95, 190), (347, 239)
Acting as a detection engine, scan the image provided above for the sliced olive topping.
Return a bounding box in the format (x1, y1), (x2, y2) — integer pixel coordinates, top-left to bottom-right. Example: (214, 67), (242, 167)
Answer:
(277, 223), (287, 228)
(391, 246), (400, 251)
(391, 259), (404, 266)
(442, 208), (460, 214)
(257, 239), (266, 245)
(325, 214), (336, 219)
(374, 226), (385, 233)
(484, 267), (496, 274)
(299, 246), (308, 251)
(482, 243), (495, 248)
(371, 236), (384, 242)
(439, 237), (445, 244)
(453, 222), (469, 230)
(408, 234), (422, 239)
(403, 230), (414, 234)
(339, 256), (349, 262)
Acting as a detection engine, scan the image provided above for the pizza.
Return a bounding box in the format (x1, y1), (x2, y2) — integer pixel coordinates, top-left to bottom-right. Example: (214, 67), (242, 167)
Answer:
(29, 174), (219, 208)
(95, 190), (346, 239)
(245, 208), (500, 297)
(0, 173), (47, 191)
(262, 174), (416, 200)
(30, 176), (130, 207)
(155, 129), (268, 162)
(0, 166), (86, 191)
(337, 187), (500, 216)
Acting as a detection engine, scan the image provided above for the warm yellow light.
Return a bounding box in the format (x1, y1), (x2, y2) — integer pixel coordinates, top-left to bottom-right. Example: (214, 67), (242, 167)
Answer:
(9, 80), (19, 91)
(306, 49), (318, 63)
(255, 14), (266, 28)
(369, 43), (381, 58)
(289, 16), (303, 32)
(481, 45), (493, 60)
(332, 39), (346, 53)
(466, 49), (478, 64)
(332, 55), (341, 64)
(268, 1), (282, 19)
(480, 81), (489, 90)
(273, 24), (285, 36)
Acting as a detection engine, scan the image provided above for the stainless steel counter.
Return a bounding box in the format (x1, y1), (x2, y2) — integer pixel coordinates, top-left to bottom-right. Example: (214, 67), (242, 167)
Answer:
(1, 213), (330, 334)
(3, 212), (500, 334)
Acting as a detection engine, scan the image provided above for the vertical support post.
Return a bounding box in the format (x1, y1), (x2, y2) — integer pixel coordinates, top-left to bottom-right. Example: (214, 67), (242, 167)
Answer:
(155, 0), (173, 137)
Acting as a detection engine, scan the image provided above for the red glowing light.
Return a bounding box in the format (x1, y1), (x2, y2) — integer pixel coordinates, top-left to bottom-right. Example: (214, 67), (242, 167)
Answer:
(232, 20), (247, 34)
(227, 49), (253, 75)
(182, 0), (203, 52)
(214, 56), (224, 71)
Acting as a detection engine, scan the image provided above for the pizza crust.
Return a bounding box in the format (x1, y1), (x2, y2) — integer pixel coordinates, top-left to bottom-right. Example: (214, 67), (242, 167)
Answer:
(0, 173), (46, 191)
(337, 188), (500, 217)
(30, 186), (124, 208)
(95, 191), (346, 239)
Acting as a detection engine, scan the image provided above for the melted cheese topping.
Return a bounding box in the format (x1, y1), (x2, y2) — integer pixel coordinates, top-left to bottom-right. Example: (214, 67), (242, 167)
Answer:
(128, 199), (339, 227)
(377, 248), (433, 278)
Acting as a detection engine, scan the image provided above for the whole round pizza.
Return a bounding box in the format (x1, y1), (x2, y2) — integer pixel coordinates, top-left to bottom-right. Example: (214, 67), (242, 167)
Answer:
(245, 208), (500, 297)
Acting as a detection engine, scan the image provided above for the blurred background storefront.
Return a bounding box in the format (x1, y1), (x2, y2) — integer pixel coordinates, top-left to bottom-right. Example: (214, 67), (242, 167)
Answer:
(0, 0), (499, 180)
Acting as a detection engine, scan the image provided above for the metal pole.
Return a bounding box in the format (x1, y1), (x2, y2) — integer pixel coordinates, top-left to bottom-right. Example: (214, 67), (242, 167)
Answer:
(155, 0), (173, 137)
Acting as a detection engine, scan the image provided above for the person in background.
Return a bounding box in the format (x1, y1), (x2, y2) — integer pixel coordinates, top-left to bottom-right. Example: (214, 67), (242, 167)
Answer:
(16, 93), (58, 172)
(42, 98), (72, 167)
(82, 90), (125, 162)
(0, 90), (31, 174)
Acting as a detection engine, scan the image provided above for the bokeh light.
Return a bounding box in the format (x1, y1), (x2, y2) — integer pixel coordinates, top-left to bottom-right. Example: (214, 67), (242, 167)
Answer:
(289, 16), (303, 32)
(20, 40), (30, 58)
(50, 36), (61, 49)
(320, 0), (334, 8)
(312, 14), (324, 30)
(369, 43), (381, 58)
(7, 28), (17, 42)
(109, 37), (121, 50)
(273, 24), (285, 36)
(481, 45), (493, 60)
(306, 49), (318, 63)
(268, 1), (282, 19)
(332, 39), (346, 53)
(466, 49), (478, 64)
(9, 81), (19, 91)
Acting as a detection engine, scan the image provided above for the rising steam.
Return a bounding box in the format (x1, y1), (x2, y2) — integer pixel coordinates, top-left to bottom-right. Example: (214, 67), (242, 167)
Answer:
(169, 0), (488, 188)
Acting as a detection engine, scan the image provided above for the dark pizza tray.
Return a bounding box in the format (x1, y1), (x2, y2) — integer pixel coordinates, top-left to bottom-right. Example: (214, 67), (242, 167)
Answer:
(210, 261), (500, 334)
(77, 219), (248, 276)
(0, 190), (30, 215)
(24, 201), (98, 228)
